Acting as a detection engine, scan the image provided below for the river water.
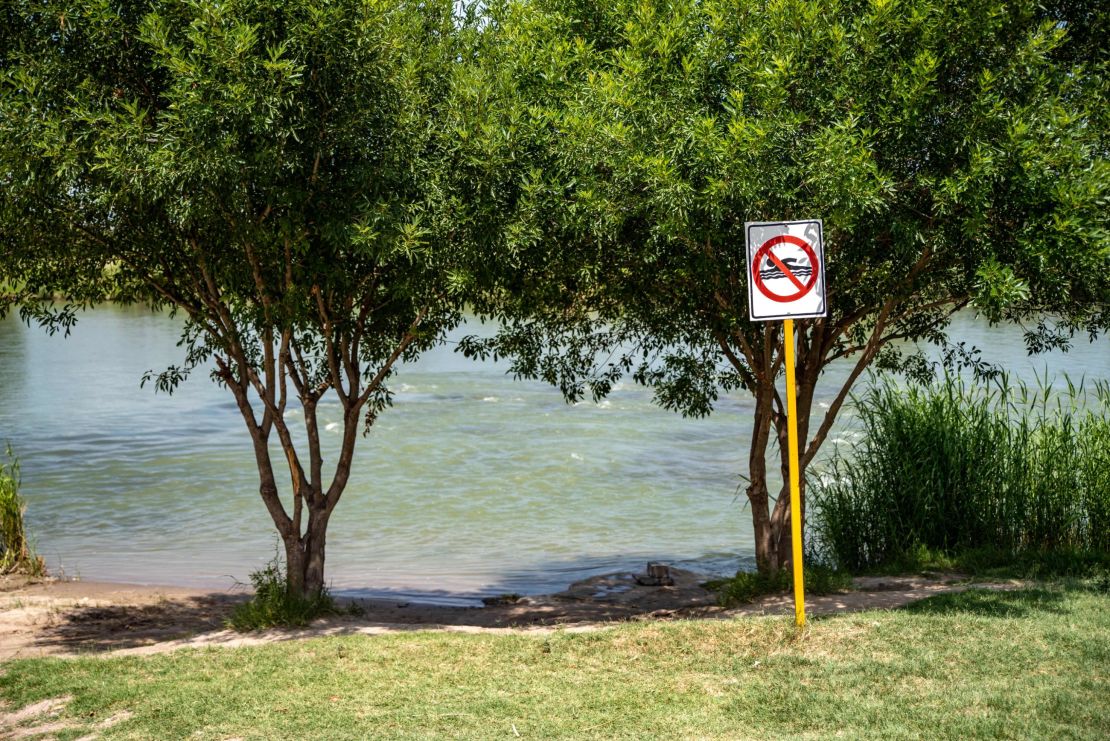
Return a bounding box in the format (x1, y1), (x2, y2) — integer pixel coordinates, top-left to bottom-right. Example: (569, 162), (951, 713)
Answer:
(0, 307), (1105, 604)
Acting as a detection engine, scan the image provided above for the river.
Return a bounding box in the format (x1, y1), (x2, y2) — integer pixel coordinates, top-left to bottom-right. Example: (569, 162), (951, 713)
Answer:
(0, 307), (1105, 604)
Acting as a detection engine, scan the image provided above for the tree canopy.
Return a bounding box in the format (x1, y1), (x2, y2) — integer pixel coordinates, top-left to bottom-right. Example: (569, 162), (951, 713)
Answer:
(465, 0), (1110, 571)
(0, 0), (501, 596)
(2, 0), (1107, 585)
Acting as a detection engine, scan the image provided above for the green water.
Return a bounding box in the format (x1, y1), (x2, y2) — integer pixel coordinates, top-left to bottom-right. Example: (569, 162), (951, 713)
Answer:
(0, 307), (1105, 603)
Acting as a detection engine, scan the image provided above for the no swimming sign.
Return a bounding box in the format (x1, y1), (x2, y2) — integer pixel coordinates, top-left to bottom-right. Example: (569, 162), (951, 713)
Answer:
(746, 219), (827, 321)
(743, 217), (828, 626)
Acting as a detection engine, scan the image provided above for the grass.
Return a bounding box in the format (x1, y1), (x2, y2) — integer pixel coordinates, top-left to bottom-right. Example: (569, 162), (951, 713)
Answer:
(811, 374), (1110, 572)
(0, 583), (1106, 739)
(0, 446), (46, 577)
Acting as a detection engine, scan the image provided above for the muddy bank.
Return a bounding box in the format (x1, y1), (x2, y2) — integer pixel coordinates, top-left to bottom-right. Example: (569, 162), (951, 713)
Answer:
(0, 569), (1022, 660)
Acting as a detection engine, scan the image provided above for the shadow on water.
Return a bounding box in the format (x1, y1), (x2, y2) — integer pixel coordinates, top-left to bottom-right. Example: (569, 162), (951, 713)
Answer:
(902, 587), (1070, 618)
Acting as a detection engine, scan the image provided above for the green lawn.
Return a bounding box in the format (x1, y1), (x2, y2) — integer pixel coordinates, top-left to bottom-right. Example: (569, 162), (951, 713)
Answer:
(2, 585), (1107, 740)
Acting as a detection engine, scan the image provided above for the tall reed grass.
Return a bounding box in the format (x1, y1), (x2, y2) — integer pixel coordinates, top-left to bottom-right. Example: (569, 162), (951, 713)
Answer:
(0, 447), (46, 576)
(810, 375), (1110, 572)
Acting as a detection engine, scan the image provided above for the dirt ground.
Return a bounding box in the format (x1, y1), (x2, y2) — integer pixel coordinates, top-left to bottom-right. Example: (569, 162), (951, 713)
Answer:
(0, 568), (1024, 660)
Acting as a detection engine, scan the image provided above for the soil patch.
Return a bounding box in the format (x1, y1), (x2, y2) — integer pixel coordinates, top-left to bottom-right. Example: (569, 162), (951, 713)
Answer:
(0, 693), (132, 740)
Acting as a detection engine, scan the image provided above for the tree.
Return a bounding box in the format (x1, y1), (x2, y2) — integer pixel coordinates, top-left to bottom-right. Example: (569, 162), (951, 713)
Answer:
(0, 0), (498, 597)
(465, 0), (1110, 573)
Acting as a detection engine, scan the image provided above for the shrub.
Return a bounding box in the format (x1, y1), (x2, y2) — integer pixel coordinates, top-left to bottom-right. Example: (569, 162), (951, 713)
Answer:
(810, 374), (1110, 572)
(228, 555), (346, 631)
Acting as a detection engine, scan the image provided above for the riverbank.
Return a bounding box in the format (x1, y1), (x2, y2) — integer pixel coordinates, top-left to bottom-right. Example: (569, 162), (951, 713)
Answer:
(0, 568), (1026, 660)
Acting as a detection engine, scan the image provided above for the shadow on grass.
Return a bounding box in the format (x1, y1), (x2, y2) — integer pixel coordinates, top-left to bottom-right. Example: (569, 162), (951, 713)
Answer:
(26, 593), (249, 654)
(903, 588), (1069, 618)
(11, 552), (724, 655)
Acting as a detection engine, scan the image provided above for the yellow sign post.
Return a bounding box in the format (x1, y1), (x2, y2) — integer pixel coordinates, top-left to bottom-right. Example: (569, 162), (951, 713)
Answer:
(783, 318), (806, 627)
(745, 219), (827, 628)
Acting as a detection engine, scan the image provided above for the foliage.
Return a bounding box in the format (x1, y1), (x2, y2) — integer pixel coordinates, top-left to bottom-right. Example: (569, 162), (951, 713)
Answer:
(467, 0), (1110, 572)
(2, 585), (1108, 738)
(227, 553), (350, 631)
(0, 447), (46, 577)
(0, 0), (501, 596)
(811, 374), (1110, 571)
(708, 563), (851, 607)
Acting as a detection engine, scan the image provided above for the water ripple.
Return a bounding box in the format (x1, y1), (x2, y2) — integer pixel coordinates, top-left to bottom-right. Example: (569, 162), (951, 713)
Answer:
(3, 308), (1107, 596)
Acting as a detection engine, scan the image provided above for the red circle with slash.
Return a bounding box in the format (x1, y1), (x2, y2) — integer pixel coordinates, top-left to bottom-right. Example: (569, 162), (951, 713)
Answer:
(751, 235), (820, 303)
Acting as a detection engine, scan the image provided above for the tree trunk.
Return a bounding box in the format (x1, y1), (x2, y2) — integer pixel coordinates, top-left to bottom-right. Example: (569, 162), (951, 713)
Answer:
(749, 482), (778, 573)
(747, 384), (780, 574)
(746, 326), (819, 576)
(281, 508), (330, 599)
(771, 479), (806, 571)
(283, 533), (307, 597)
(303, 508), (329, 598)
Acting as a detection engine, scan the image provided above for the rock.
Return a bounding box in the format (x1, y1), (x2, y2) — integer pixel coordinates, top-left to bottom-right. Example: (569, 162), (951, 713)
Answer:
(635, 562), (675, 587)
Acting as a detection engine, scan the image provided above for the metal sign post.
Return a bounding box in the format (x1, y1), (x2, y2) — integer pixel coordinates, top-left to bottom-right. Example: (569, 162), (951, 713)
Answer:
(746, 219), (827, 627)
(782, 316), (805, 627)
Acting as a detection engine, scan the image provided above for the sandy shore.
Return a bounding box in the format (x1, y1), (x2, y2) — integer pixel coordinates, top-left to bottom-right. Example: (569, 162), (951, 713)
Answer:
(0, 569), (1023, 660)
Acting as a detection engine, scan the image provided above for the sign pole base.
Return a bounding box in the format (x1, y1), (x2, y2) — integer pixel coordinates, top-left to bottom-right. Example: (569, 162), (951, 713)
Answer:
(783, 319), (806, 627)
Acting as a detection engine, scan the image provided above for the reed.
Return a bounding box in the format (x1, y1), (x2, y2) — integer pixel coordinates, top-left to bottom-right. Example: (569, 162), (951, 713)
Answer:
(0, 447), (46, 577)
(810, 374), (1110, 572)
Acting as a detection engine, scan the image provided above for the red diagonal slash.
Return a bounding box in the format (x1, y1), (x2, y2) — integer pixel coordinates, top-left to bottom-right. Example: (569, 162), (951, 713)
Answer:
(767, 251), (806, 292)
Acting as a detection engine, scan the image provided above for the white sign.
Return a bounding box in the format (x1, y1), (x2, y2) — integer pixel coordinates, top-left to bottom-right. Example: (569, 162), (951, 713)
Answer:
(746, 219), (827, 321)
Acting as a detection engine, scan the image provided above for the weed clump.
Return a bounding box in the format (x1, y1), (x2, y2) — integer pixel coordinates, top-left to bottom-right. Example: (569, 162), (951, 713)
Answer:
(228, 556), (350, 631)
(0, 447), (46, 577)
